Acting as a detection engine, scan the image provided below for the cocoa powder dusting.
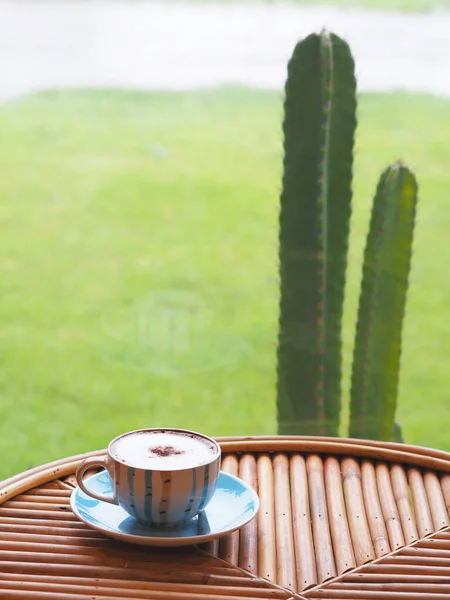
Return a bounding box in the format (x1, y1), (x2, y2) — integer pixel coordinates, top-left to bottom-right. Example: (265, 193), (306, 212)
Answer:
(149, 445), (185, 458)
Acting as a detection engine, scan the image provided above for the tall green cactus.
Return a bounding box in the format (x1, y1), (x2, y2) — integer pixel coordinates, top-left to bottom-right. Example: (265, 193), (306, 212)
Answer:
(349, 164), (418, 440)
(277, 31), (419, 441)
(276, 31), (356, 436)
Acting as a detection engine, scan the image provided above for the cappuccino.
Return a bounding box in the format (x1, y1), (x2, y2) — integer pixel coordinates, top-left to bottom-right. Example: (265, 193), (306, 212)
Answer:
(76, 427), (221, 527)
(111, 429), (218, 470)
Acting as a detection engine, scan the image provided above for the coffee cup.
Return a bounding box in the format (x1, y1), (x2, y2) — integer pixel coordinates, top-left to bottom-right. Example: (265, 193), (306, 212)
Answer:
(75, 428), (221, 528)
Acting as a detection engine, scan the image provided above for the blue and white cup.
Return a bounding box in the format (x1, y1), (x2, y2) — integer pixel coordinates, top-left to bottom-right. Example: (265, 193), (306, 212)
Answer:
(75, 428), (221, 528)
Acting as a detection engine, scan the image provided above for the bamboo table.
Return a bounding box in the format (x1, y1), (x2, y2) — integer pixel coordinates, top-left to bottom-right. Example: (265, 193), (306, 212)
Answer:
(1, 436), (450, 599)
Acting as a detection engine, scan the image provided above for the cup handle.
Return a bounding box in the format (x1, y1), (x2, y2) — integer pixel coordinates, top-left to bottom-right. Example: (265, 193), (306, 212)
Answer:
(75, 456), (117, 505)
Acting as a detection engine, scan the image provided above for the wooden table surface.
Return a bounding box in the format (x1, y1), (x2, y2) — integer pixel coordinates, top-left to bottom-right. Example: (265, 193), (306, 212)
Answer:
(1, 436), (450, 599)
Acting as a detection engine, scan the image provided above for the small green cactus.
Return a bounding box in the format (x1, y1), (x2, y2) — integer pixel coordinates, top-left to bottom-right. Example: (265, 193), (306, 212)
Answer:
(276, 32), (418, 441)
(349, 164), (418, 440)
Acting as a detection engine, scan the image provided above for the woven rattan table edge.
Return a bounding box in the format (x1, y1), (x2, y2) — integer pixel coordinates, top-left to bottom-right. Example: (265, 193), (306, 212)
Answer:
(2, 436), (450, 503)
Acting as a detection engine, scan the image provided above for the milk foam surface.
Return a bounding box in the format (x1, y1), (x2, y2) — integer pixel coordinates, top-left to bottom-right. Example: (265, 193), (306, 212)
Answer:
(111, 430), (218, 470)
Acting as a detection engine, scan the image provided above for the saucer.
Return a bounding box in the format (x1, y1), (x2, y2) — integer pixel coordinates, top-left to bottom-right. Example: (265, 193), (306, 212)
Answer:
(70, 470), (259, 547)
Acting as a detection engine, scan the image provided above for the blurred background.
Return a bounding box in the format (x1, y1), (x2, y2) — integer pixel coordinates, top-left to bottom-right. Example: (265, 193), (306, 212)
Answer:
(1, 0), (450, 479)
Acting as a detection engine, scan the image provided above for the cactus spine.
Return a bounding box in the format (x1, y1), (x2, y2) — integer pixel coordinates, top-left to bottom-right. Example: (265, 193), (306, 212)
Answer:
(349, 164), (418, 440)
(276, 31), (356, 436)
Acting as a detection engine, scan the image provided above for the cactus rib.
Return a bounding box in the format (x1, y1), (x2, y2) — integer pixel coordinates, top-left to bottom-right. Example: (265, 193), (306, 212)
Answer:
(324, 34), (357, 434)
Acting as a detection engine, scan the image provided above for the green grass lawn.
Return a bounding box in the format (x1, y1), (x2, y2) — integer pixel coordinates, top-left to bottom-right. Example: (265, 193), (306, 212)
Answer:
(1, 88), (449, 481)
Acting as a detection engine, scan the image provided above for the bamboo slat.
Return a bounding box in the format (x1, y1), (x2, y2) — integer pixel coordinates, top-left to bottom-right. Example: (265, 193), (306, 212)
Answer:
(0, 507), (77, 520)
(419, 539), (450, 550)
(219, 455), (240, 565)
(257, 454), (276, 583)
(291, 455), (317, 590)
(11, 495), (71, 505)
(2, 500), (70, 511)
(423, 471), (449, 531)
(441, 474), (450, 518)
(306, 456), (336, 582)
(0, 531), (110, 546)
(343, 573), (450, 583)
(361, 462), (390, 557)
(341, 459), (375, 565)
(273, 454), (297, 591)
(376, 463), (405, 550)
(0, 572), (290, 597)
(0, 561), (252, 584)
(390, 465), (418, 544)
(360, 563), (450, 576)
(0, 589), (289, 600)
(25, 489), (71, 497)
(324, 457), (355, 577)
(327, 583), (450, 591)
(308, 590), (450, 599)
(238, 454), (259, 575)
(408, 468), (434, 538)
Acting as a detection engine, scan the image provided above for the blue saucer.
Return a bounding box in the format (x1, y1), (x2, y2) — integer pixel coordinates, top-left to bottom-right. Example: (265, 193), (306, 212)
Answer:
(70, 470), (259, 547)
